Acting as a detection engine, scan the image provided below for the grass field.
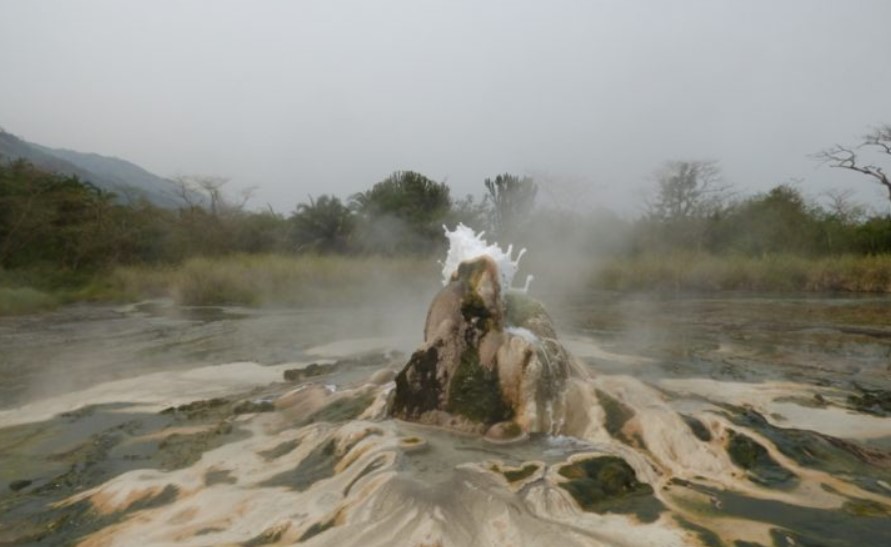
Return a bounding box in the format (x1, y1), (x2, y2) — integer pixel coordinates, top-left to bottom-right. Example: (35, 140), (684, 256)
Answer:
(102, 254), (439, 307)
(3, 252), (891, 316)
(592, 252), (891, 293)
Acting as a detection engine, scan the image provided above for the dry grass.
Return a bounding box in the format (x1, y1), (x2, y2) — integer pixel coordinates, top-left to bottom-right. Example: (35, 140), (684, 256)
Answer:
(593, 253), (891, 293)
(106, 254), (440, 306)
(4, 252), (890, 316)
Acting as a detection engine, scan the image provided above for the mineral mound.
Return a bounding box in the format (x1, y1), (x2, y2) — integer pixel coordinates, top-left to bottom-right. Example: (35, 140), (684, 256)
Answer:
(389, 254), (588, 438)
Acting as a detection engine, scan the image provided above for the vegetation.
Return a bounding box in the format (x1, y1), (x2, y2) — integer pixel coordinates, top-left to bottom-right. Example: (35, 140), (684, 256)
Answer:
(350, 170), (452, 254)
(103, 254), (437, 307)
(817, 124), (891, 211)
(594, 253), (891, 293)
(4, 126), (891, 316)
(557, 456), (660, 519)
(484, 173), (537, 241)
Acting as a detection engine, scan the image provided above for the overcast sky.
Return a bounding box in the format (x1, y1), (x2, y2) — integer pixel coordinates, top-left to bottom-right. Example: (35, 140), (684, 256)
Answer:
(2, 0), (890, 214)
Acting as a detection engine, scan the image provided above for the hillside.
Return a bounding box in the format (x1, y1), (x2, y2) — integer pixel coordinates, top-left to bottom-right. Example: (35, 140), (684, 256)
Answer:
(0, 130), (182, 208)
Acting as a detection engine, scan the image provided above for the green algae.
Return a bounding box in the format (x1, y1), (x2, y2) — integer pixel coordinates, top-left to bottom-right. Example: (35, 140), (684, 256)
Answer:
(557, 456), (662, 521)
(343, 455), (388, 496)
(669, 478), (891, 546)
(505, 293), (548, 327)
(160, 397), (229, 417)
(673, 516), (724, 547)
(155, 421), (245, 471)
(447, 348), (512, 424)
(502, 463), (539, 483)
(284, 362), (338, 382)
(847, 384), (891, 416)
(595, 389), (637, 445)
(204, 468), (237, 486)
(304, 392), (375, 425)
(681, 414), (713, 442)
(726, 407), (891, 494)
(258, 439), (302, 461)
(842, 498), (891, 517)
(298, 518), (335, 542)
(726, 430), (797, 488)
(259, 440), (337, 492)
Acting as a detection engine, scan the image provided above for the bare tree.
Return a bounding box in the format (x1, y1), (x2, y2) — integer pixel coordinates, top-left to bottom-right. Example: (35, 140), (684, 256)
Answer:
(646, 160), (730, 221)
(172, 175), (256, 215)
(821, 188), (867, 224)
(817, 124), (891, 210)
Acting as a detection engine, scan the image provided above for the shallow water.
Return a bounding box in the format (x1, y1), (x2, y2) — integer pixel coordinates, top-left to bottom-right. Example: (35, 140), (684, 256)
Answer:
(1, 293), (890, 545)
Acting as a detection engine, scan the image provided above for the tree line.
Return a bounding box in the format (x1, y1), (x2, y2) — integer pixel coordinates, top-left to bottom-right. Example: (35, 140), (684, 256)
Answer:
(2, 123), (891, 285)
(635, 160), (891, 256)
(0, 163), (539, 279)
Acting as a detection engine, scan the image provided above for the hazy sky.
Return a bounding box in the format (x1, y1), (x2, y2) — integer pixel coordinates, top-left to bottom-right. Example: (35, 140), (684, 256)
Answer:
(2, 0), (890, 214)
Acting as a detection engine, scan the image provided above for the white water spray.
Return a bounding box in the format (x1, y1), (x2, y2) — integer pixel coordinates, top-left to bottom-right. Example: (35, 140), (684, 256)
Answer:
(440, 223), (533, 293)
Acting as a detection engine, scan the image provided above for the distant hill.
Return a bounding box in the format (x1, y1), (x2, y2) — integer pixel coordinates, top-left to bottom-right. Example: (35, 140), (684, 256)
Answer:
(0, 130), (184, 208)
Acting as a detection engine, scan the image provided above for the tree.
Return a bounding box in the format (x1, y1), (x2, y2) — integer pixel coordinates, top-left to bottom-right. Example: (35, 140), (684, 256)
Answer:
(640, 160), (730, 252)
(290, 195), (354, 253)
(647, 160), (727, 221)
(0, 159), (119, 271)
(821, 189), (866, 225)
(350, 171), (451, 254)
(483, 173), (537, 241)
(169, 175), (257, 256)
(172, 175), (255, 216)
(721, 184), (820, 256)
(817, 124), (891, 212)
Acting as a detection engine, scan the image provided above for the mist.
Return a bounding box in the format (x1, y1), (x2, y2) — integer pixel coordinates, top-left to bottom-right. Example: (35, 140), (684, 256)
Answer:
(2, 0), (891, 214)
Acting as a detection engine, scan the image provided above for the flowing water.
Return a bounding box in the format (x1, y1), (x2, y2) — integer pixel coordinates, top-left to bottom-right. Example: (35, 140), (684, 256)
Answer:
(1, 291), (890, 546)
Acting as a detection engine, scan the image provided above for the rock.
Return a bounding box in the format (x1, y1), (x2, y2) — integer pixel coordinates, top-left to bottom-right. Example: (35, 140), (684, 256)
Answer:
(389, 255), (585, 434)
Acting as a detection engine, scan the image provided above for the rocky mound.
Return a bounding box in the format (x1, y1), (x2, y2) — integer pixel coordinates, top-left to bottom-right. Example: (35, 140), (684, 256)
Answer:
(389, 255), (589, 438)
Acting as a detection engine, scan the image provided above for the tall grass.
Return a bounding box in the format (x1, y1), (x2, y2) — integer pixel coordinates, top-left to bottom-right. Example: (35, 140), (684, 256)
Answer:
(593, 252), (891, 293)
(106, 254), (440, 306)
(0, 286), (58, 315)
(3, 252), (891, 317)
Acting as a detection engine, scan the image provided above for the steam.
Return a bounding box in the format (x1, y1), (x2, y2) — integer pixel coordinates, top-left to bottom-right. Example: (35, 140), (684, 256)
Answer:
(440, 223), (533, 293)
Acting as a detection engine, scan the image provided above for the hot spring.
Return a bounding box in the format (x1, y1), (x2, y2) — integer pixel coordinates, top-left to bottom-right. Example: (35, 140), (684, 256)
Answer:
(1, 226), (890, 546)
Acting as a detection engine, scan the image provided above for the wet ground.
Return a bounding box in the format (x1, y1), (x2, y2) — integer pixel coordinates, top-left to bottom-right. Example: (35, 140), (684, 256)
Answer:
(555, 292), (891, 389)
(0, 299), (423, 410)
(1, 292), (890, 545)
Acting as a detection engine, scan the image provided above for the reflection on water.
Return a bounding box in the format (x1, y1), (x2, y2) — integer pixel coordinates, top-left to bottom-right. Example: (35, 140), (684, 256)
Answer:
(1, 293), (890, 545)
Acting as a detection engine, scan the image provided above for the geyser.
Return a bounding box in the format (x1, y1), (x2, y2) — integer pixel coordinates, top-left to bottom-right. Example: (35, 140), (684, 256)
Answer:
(389, 225), (589, 438)
(5, 225), (890, 546)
